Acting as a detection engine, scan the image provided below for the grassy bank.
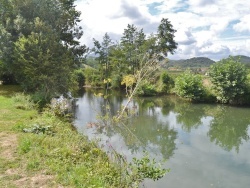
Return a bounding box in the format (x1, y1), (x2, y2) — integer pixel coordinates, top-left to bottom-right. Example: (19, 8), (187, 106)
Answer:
(0, 86), (132, 187)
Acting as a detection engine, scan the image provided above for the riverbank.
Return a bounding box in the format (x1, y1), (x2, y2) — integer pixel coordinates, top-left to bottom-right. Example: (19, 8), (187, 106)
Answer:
(0, 85), (128, 187)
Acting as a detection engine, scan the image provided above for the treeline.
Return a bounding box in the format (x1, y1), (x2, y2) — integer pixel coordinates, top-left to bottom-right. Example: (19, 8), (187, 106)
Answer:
(0, 0), (87, 103)
(0, 0), (178, 103)
(83, 20), (178, 89)
(1, 0), (250, 105)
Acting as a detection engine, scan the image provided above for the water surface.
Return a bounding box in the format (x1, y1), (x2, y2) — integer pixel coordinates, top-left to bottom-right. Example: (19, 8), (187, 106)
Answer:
(74, 90), (250, 188)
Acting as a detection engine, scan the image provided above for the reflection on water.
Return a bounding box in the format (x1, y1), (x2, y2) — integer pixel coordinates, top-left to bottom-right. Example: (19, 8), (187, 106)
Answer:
(74, 89), (250, 188)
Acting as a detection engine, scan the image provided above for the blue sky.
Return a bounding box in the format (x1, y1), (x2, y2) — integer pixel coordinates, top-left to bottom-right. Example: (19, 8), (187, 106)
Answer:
(75, 0), (250, 61)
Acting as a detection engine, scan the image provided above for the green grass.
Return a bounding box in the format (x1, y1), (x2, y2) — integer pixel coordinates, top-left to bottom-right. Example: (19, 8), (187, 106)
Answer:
(0, 85), (127, 187)
(0, 85), (37, 132)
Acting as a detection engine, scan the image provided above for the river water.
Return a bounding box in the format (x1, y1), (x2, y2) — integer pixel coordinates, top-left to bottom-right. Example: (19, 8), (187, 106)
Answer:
(73, 90), (250, 188)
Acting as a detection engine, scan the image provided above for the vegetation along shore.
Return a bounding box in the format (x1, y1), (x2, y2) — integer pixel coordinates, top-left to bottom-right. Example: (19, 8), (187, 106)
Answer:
(1, 0), (250, 187)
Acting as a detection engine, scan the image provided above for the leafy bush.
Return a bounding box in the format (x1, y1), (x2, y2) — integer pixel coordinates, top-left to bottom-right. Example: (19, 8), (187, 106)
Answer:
(121, 74), (136, 95)
(130, 152), (168, 183)
(0, 61), (17, 85)
(84, 68), (102, 87)
(110, 73), (122, 89)
(209, 56), (248, 104)
(174, 70), (204, 101)
(73, 69), (85, 88)
(158, 71), (174, 93)
(136, 80), (157, 96)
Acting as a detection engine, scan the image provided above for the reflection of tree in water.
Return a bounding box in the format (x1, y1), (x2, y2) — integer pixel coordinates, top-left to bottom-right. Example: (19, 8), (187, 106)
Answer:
(206, 106), (250, 152)
(136, 98), (158, 116)
(136, 96), (179, 116)
(93, 96), (178, 160)
(126, 115), (177, 160)
(174, 102), (206, 132)
(156, 96), (178, 116)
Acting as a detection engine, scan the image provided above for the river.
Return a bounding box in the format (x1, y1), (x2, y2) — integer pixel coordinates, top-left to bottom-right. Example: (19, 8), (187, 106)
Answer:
(73, 89), (250, 188)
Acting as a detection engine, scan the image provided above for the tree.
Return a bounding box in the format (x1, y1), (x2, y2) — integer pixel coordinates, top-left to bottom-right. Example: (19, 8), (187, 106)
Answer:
(209, 56), (248, 104)
(158, 71), (174, 93)
(13, 18), (76, 100)
(93, 33), (113, 80)
(121, 24), (146, 74)
(174, 70), (204, 101)
(0, 0), (86, 100)
(156, 18), (178, 57)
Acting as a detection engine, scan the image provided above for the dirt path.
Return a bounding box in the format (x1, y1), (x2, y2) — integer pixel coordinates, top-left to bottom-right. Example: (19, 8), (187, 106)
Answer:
(0, 132), (60, 188)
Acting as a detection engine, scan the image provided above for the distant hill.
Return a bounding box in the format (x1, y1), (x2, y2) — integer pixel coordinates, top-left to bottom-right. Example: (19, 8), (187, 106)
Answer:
(162, 55), (250, 69)
(227, 55), (250, 67)
(162, 57), (215, 69)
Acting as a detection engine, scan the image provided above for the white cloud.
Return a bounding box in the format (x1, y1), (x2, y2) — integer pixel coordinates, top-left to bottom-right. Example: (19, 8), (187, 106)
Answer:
(156, 0), (186, 13)
(188, 0), (215, 7)
(175, 29), (196, 45)
(75, 0), (250, 60)
(233, 14), (250, 32)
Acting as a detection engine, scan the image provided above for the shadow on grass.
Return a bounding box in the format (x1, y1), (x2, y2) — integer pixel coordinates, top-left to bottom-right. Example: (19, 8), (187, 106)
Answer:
(0, 85), (22, 97)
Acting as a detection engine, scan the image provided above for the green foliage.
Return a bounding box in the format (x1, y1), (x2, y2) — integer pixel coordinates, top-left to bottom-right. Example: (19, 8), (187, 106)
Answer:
(0, 0), (86, 100)
(164, 57), (215, 69)
(12, 18), (78, 101)
(18, 138), (32, 154)
(73, 69), (85, 88)
(174, 70), (204, 101)
(121, 24), (146, 74)
(84, 67), (102, 87)
(209, 56), (248, 104)
(85, 56), (99, 68)
(12, 93), (36, 110)
(0, 60), (3, 76)
(23, 124), (54, 135)
(93, 33), (113, 80)
(106, 147), (168, 187)
(110, 73), (122, 89)
(136, 80), (157, 96)
(121, 74), (136, 95)
(86, 18), (178, 88)
(157, 18), (178, 56)
(224, 55), (250, 68)
(130, 152), (168, 182)
(158, 71), (174, 93)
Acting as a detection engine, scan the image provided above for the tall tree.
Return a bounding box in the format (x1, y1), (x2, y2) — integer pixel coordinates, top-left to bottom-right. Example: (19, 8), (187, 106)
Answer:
(13, 18), (76, 100)
(121, 24), (146, 74)
(156, 18), (178, 57)
(93, 33), (113, 80)
(209, 56), (248, 104)
(0, 0), (87, 99)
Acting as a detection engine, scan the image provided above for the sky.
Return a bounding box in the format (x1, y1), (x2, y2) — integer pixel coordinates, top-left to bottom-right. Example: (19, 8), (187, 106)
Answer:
(75, 0), (250, 61)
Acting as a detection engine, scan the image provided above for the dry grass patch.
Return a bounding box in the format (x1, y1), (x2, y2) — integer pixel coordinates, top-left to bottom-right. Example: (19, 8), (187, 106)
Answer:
(0, 132), (18, 160)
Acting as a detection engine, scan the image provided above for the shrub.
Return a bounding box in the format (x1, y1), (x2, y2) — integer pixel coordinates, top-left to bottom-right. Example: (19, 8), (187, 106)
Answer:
(136, 80), (157, 96)
(174, 70), (204, 101)
(209, 56), (248, 104)
(158, 71), (174, 94)
(73, 69), (85, 88)
(84, 68), (102, 87)
(110, 73), (122, 89)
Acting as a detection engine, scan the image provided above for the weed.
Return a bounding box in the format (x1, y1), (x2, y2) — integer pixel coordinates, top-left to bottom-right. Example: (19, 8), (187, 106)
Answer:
(23, 124), (55, 135)
(12, 93), (36, 110)
(18, 138), (32, 154)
